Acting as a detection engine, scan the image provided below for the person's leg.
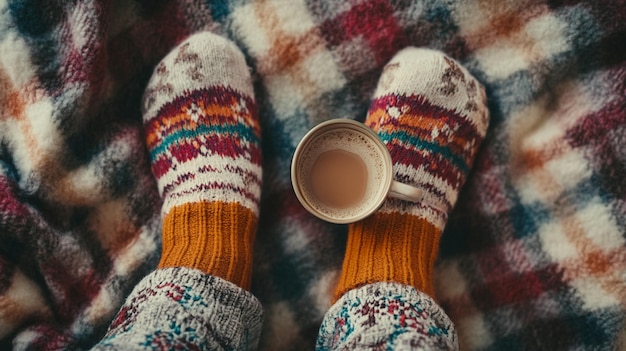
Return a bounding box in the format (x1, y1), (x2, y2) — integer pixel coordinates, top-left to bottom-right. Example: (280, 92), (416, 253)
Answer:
(317, 48), (489, 350)
(92, 32), (262, 350)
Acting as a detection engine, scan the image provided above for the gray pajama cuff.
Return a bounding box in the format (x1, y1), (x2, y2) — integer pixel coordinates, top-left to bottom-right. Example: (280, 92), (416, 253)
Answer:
(92, 267), (263, 351)
(316, 282), (458, 350)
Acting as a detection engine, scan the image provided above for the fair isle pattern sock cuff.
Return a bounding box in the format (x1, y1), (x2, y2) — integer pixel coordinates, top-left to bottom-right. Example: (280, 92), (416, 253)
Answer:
(142, 32), (262, 216)
(144, 86), (261, 215)
(366, 48), (489, 228)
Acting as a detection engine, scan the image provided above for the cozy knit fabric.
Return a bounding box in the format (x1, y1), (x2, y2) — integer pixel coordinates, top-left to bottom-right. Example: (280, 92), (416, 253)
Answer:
(334, 48), (489, 299)
(91, 267), (263, 350)
(317, 282), (457, 350)
(336, 213), (442, 299)
(142, 32), (261, 290)
(1, 1), (625, 350)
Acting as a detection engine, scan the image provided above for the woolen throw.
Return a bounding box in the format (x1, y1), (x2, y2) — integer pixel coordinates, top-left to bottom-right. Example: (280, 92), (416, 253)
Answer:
(0, 1), (624, 350)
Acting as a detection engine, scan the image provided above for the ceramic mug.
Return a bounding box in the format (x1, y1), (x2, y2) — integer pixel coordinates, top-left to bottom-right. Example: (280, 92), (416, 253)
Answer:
(291, 119), (426, 224)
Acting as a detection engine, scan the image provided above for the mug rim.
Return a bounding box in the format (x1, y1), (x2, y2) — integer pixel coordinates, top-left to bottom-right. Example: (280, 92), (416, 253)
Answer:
(291, 118), (393, 224)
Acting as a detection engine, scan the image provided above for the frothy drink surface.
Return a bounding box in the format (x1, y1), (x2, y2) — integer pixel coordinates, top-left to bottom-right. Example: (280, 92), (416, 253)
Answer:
(310, 149), (367, 208)
(298, 127), (388, 220)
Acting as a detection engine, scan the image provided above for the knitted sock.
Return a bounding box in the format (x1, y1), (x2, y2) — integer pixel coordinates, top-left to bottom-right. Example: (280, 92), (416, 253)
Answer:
(334, 48), (489, 299)
(142, 32), (261, 290)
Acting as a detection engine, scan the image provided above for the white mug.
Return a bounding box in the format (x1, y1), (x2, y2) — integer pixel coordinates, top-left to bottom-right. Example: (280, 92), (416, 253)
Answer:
(291, 119), (426, 224)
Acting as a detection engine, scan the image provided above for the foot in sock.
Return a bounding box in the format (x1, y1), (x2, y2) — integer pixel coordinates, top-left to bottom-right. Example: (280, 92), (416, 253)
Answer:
(142, 32), (261, 290)
(334, 48), (489, 299)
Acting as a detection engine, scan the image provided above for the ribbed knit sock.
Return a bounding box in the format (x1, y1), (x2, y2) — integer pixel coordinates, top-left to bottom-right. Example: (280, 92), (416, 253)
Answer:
(334, 48), (489, 300)
(142, 32), (261, 290)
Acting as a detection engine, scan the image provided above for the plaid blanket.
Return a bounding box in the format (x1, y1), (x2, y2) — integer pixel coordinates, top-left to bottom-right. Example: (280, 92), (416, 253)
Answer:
(1, 0), (624, 350)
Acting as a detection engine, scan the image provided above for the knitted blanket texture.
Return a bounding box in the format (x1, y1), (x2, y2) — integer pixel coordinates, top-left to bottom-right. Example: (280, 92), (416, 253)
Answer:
(0, 0), (625, 350)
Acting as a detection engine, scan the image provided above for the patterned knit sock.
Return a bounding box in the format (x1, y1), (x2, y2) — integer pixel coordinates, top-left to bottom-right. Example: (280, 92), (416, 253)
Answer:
(334, 48), (489, 299)
(142, 32), (261, 290)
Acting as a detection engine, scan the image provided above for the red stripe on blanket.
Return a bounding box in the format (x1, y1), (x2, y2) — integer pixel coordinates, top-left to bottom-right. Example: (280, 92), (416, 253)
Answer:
(319, 0), (407, 65)
(566, 95), (626, 198)
(472, 262), (565, 309)
(0, 178), (34, 236)
(41, 258), (103, 322)
(107, 2), (191, 81)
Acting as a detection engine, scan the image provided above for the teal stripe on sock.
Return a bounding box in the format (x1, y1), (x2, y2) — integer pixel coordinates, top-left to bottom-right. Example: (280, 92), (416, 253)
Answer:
(151, 123), (260, 157)
(377, 130), (469, 174)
